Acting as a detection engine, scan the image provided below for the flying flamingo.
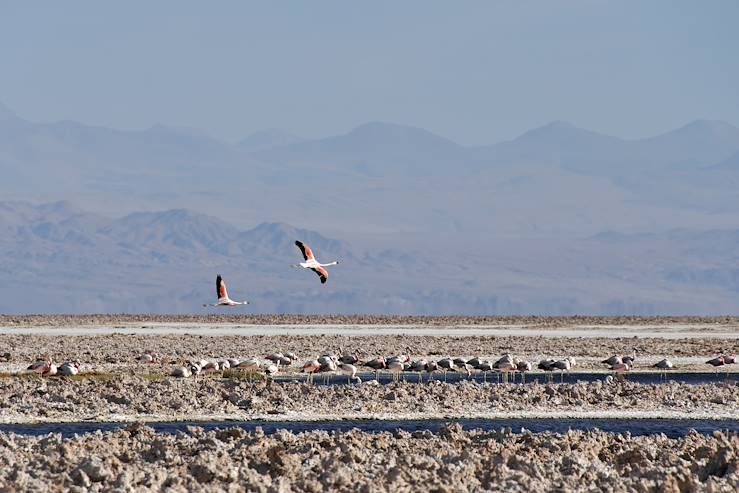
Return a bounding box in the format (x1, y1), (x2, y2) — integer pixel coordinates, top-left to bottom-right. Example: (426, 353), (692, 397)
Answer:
(203, 275), (249, 307)
(291, 241), (339, 284)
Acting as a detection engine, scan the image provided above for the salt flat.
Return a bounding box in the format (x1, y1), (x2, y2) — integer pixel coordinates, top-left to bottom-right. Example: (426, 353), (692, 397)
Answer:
(1, 322), (737, 339)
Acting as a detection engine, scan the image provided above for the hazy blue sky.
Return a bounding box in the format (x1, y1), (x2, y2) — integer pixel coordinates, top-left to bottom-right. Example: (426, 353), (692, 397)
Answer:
(1, 1), (737, 145)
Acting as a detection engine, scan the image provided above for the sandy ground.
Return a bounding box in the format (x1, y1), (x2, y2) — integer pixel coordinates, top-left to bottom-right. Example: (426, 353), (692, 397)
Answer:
(0, 423), (736, 492)
(0, 376), (737, 423)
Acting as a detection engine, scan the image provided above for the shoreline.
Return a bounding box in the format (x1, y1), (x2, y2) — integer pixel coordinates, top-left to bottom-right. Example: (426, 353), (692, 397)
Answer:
(0, 410), (739, 426)
(2, 322), (739, 339)
(1, 409), (738, 425)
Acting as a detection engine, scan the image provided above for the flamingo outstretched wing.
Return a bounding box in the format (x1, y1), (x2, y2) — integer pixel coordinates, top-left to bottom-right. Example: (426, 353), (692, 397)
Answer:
(311, 266), (329, 284)
(216, 275), (229, 300)
(295, 241), (315, 261)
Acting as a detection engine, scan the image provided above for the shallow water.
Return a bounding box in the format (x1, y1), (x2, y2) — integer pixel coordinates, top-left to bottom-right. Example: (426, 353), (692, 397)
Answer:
(1, 418), (737, 438)
(278, 371), (737, 386)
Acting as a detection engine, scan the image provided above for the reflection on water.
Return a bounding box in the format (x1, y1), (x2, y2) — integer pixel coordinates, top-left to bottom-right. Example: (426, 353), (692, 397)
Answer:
(276, 371), (737, 386)
(1, 418), (737, 439)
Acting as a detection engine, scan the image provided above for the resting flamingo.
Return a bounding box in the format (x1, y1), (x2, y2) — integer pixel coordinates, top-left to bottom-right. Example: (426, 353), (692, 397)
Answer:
(653, 358), (674, 380)
(203, 275), (249, 307)
(137, 352), (159, 364)
(28, 356), (54, 375)
(338, 363), (361, 384)
(291, 241), (339, 284)
(302, 359), (321, 384)
(265, 362), (280, 377)
(610, 361), (630, 381)
(58, 360), (81, 376)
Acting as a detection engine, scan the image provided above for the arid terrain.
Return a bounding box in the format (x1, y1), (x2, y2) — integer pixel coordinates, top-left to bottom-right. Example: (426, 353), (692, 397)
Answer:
(1, 316), (737, 491)
(0, 423), (737, 492)
(0, 376), (737, 423)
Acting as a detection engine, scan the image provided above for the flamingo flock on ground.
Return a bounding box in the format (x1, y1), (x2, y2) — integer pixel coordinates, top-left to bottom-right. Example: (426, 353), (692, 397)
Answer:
(26, 357), (80, 377)
(153, 350), (736, 382)
(23, 350), (737, 381)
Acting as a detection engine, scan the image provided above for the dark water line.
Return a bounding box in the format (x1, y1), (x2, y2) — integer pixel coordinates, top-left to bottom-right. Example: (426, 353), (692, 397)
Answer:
(1, 418), (737, 439)
(277, 371), (737, 386)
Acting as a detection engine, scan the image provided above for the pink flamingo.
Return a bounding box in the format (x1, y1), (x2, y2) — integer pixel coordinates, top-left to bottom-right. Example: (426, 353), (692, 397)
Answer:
(302, 359), (321, 383)
(291, 241), (339, 284)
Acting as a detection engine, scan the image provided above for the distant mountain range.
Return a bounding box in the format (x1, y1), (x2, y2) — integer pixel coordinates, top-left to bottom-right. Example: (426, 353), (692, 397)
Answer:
(1, 200), (738, 315)
(2, 101), (739, 314)
(3, 100), (739, 235)
(237, 129), (304, 153)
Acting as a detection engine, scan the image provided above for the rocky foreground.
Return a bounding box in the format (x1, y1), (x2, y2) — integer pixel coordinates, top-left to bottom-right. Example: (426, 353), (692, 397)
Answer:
(1, 377), (737, 422)
(0, 423), (737, 492)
